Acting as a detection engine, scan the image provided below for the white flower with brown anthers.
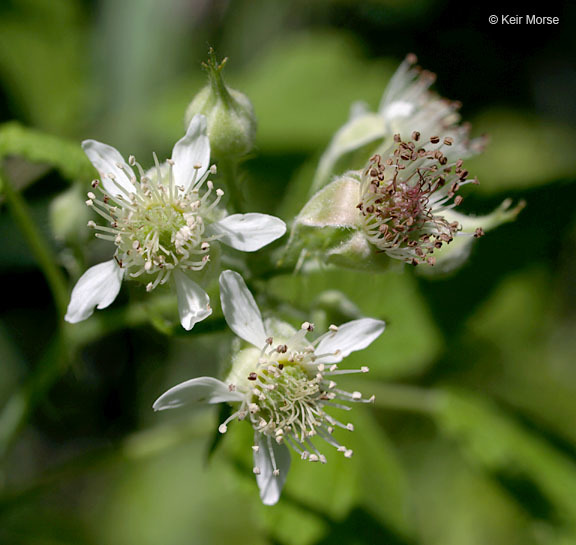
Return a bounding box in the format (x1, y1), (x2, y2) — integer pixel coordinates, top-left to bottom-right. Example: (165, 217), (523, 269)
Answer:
(153, 270), (385, 505)
(65, 115), (286, 330)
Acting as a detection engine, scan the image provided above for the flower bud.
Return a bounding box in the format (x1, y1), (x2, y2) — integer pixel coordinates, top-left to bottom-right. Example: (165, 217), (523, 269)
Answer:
(185, 50), (256, 159)
(49, 183), (91, 243)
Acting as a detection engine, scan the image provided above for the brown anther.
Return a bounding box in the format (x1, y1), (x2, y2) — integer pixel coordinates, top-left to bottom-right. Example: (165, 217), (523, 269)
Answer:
(278, 363), (284, 370)
(248, 372), (258, 381)
(91, 180), (99, 188)
(443, 137), (454, 146)
(393, 133), (401, 143)
(412, 131), (421, 141)
(266, 337), (273, 345)
(454, 195), (463, 205)
(474, 227), (485, 238)
(430, 136), (440, 144)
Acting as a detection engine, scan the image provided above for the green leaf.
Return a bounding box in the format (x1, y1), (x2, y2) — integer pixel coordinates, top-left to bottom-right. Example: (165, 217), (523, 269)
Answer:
(435, 389), (576, 529)
(238, 32), (396, 153)
(466, 110), (576, 193)
(267, 270), (443, 379)
(0, 122), (93, 185)
(0, 0), (88, 134)
(406, 439), (544, 545)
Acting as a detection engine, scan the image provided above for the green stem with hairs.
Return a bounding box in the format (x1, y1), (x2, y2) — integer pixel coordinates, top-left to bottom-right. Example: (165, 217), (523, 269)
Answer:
(0, 167), (68, 317)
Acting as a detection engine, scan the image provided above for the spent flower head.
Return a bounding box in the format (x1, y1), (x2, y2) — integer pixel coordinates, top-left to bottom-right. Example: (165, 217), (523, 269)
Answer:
(65, 115), (285, 329)
(312, 54), (485, 194)
(153, 270), (385, 504)
(286, 130), (522, 273)
(357, 132), (481, 266)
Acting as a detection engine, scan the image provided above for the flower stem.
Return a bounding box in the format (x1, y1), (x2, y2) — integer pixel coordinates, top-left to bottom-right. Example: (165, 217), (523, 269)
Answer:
(0, 167), (68, 317)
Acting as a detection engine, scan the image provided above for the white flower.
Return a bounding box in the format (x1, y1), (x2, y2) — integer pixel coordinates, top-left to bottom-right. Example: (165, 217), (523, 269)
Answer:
(356, 133), (481, 266)
(65, 115), (286, 330)
(153, 270), (385, 505)
(311, 54), (485, 194)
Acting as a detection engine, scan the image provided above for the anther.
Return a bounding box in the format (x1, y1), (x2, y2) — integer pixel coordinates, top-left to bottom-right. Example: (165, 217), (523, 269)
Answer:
(301, 321), (314, 332)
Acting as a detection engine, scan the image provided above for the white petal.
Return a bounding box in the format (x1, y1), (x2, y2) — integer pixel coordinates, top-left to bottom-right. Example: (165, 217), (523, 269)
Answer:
(173, 270), (212, 330)
(254, 434), (291, 506)
(153, 377), (244, 411)
(315, 318), (386, 364)
(219, 270), (267, 348)
(64, 259), (124, 323)
(209, 213), (286, 252)
(82, 140), (136, 197)
(171, 114), (210, 193)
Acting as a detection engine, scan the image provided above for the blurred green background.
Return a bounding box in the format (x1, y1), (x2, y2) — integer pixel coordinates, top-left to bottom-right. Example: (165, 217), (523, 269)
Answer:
(1, 0), (576, 544)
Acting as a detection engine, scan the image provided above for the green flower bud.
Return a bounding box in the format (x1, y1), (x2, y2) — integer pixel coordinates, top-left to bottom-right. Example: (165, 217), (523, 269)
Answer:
(185, 50), (256, 159)
(49, 183), (91, 243)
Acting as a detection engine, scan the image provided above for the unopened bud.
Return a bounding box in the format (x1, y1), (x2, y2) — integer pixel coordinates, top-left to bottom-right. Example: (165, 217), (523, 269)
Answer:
(185, 49), (256, 159)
